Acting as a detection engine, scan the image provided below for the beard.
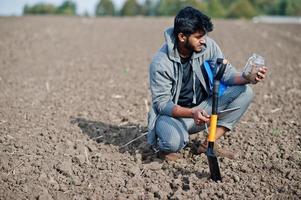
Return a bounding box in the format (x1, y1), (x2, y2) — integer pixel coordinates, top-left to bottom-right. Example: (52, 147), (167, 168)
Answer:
(184, 39), (203, 53)
(184, 39), (195, 52)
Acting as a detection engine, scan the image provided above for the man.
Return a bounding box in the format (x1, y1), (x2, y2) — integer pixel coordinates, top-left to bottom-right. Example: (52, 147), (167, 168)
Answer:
(148, 7), (267, 161)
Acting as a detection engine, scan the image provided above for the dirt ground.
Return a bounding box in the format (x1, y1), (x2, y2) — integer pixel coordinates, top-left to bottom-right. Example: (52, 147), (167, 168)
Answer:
(0, 16), (300, 200)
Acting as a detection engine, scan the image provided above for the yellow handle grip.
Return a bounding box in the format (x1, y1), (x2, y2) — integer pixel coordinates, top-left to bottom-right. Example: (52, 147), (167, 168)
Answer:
(208, 114), (218, 142)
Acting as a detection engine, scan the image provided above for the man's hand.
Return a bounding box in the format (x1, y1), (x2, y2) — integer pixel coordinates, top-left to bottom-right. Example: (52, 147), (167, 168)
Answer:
(254, 66), (268, 83)
(172, 105), (210, 125)
(192, 108), (210, 125)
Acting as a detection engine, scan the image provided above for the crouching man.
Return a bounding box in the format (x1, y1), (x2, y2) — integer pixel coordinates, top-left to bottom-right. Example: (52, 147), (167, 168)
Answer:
(147, 7), (268, 161)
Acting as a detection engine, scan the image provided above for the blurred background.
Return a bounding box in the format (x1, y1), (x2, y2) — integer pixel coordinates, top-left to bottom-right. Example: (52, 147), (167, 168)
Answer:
(0, 0), (300, 19)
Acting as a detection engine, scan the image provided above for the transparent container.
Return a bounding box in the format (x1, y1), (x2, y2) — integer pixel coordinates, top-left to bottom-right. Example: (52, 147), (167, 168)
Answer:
(242, 53), (265, 83)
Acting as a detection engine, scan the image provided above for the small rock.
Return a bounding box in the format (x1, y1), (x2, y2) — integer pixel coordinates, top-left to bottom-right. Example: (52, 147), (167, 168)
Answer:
(73, 177), (82, 186)
(285, 170), (294, 180)
(245, 192), (254, 198)
(59, 184), (68, 192)
(146, 192), (155, 200)
(182, 183), (190, 191)
(97, 162), (108, 170)
(192, 195), (200, 200)
(248, 183), (257, 192)
(120, 187), (127, 193)
(260, 175), (267, 182)
(76, 154), (86, 165)
(48, 177), (59, 190)
(134, 152), (142, 158)
(215, 191), (225, 198)
(172, 189), (183, 200)
(240, 164), (250, 173)
(154, 191), (162, 199)
(55, 159), (73, 177)
(150, 185), (159, 193)
(127, 165), (140, 176)
(182, 176), (190, 191)
(86, 144), (98, 152)
(277, 186), (286, 193)
(38, 173), (48, 182)
(144, 162), (162, 171)
(183, 149), (190, 158)
(233, 174), (240, 182)
(38, 188), (53, 200)
(252, 115), (260, 122)
(171, 178), (181, 189)
(102, 192), (115, 199)
(295, 189), (301, 197)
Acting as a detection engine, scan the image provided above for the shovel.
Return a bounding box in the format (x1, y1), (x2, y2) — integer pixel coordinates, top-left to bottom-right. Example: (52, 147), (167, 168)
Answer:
(206, 58), (227, 182)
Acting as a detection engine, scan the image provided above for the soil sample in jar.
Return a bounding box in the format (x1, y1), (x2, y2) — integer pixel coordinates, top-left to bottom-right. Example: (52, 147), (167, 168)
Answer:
(242, 53), (265, 83)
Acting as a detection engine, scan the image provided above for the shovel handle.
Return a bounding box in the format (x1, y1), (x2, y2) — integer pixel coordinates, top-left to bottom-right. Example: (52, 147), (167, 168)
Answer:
(208, 114), (217, 142)
(207, 59), (225, 143)
(215, 58), (227, 80)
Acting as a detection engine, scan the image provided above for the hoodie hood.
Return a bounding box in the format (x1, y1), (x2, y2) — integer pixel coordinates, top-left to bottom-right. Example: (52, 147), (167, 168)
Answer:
(164, 27), (207, 63)
(164, 27), (180, 63)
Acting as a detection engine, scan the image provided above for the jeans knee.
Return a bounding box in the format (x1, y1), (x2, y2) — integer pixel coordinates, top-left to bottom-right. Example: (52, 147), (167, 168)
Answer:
(160, 139), (182, 152)
(156, 116), (187, 152)
(244, 85), (254, 104)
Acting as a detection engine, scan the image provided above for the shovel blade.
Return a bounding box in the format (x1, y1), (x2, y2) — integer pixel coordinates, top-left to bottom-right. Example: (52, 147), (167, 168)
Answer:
(207, 148), (222, 182)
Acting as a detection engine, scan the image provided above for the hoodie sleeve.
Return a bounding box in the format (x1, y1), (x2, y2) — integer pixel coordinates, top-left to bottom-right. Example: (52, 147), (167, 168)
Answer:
(210, 39), (238, 85)
(149, 61), (175, 116)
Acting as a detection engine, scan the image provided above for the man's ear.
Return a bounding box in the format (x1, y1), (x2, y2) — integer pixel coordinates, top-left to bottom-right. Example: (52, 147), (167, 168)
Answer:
(178, 33), (187, 42)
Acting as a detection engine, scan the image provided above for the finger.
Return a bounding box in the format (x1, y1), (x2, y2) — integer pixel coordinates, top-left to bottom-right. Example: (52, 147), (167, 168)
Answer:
(195, 118), (202, 124)
(255, 76), (262, 82)
(197, 120), (203, 125)
(257, 72), (265, 79)
(259, 67), (267, 73)
(199, 115), (210, 122)
(201, 110), (210, 118)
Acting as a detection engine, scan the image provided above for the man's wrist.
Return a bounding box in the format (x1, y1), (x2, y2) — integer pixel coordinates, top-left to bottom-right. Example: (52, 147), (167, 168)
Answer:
(191, 108), (196, 118)
(172, 105), (197, 118)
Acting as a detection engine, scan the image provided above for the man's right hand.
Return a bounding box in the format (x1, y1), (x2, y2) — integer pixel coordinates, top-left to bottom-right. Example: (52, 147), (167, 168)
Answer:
(192, 108), (210, 125)
(172, 105), (210, 125)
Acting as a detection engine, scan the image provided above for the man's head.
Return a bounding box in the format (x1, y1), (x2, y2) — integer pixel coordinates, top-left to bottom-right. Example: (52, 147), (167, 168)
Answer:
(174, 7), (213, 53)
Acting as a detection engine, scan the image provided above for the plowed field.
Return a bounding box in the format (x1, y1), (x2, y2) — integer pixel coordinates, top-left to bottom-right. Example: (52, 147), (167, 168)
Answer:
(0, 17), (300, 199)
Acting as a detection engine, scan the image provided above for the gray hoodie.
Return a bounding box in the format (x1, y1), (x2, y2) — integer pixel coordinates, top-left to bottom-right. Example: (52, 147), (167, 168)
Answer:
(147, 27), (237, 145)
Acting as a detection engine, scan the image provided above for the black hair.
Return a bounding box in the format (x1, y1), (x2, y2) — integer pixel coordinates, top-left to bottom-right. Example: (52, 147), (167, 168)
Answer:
(174, 6), (213, 39)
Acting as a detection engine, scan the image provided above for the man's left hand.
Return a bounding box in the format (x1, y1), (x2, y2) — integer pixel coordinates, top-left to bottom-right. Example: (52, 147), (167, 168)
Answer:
(254, 66), (268, 83)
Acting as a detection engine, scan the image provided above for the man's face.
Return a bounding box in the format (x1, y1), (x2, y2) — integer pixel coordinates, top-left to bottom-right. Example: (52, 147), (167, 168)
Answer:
(184, 30), (207, 53)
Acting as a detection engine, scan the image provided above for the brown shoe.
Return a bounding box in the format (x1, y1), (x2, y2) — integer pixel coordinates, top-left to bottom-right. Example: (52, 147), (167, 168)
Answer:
(158, 151), (182, 161)
(197, 143), (237, 160)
